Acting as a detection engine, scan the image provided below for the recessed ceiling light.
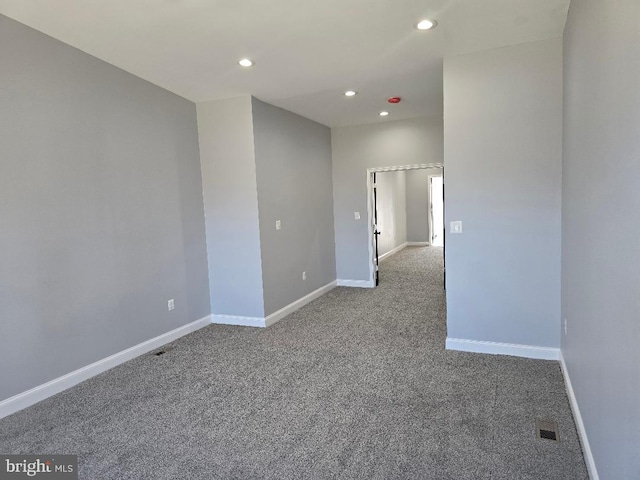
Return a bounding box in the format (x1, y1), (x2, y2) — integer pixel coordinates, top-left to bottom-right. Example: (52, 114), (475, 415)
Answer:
(416, 19), (437, 30)
(238, 58), (254, 67)
(344, 90), (358, 97)
(379, 111), (389, 117)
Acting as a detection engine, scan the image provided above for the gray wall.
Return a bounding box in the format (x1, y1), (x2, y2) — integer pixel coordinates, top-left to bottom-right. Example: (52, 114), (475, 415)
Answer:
(562, 1), (640, 478)
(406, 168), (441, 243)
(331, 117), (444, 281)
(196, 97), (265, 318)
(0, 15), (209, 402)
(443, 38), (562, 348)
(376, 171), (407, 256)
(251, 98), (336, 316)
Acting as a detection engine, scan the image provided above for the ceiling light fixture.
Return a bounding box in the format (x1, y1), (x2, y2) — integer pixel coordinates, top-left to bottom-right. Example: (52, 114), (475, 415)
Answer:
(379, 111), (389, 117)
(238, 58), (254, 67)
(416, 19), (437, 30)
(344, 90), (358, 97)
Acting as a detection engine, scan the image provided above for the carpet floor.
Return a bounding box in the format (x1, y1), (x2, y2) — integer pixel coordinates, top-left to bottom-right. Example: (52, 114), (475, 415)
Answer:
(0, 246), (588, 479)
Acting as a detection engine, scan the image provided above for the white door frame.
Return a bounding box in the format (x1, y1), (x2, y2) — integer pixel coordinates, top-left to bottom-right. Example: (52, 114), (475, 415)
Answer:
(366, 163), (444, 287)
(427, 173), (444, 246)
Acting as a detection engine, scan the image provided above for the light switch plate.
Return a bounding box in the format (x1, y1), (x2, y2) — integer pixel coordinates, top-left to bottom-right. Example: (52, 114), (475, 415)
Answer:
(354, 212), (360, 220)
(276, 220), (281, 230)
(450, 221), (463, 234)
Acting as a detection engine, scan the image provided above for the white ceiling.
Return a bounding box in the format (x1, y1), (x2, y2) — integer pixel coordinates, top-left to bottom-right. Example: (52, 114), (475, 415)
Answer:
(0, 0), (570, 127)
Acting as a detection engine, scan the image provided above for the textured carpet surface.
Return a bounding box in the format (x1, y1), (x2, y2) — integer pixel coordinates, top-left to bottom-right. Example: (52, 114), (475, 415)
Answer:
(0, 247), (587, 479)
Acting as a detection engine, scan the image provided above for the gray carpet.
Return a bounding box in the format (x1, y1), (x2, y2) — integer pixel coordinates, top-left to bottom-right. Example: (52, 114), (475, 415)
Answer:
(0, 246), (588, 479)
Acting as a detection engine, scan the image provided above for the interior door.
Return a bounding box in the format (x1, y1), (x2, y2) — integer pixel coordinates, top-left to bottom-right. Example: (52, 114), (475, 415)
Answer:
(373, 172), (380, 286)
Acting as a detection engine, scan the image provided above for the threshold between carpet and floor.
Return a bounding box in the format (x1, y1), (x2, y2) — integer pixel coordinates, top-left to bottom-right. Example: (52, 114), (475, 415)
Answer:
(0, 247), (588, 480)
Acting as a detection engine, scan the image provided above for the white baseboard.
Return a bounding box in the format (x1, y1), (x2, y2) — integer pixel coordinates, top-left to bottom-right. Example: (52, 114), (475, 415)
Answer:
(445, 337), (560, 360)
(211, 281), (337, 328)
(337, 279), (375, 288)
(211, 314), (266, 328)
(407, 241), (430, 246)
(265, 281), (337, 327)
(0, 315), (212, 420)
(379, 242), (407, 262)
(560, 352), (599, 480)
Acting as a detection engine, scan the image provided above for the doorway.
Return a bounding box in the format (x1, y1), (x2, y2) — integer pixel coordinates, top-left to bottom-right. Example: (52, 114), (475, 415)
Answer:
(366, 163), (444, 287)
(429, 175), (444, 247)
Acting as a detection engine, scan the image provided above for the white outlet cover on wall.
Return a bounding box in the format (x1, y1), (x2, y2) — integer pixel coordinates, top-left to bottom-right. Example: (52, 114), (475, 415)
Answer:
(168, 299), (175, 311)
(450, 221), (463, 234)
(354, 212), (360, 220)
(275, 220), (281, 230)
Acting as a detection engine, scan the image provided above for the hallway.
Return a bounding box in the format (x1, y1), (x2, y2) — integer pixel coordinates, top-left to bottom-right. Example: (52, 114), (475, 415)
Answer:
(0, 247), (587, 479)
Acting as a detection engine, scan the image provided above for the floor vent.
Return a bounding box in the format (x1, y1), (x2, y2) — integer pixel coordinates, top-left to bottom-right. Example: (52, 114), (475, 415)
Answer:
(151, 345), (175, 357)
(536, 419), (559, 442)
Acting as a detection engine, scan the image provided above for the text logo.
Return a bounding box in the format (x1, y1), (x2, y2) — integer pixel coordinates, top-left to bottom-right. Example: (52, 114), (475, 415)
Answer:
(0, 456), (77, 479)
